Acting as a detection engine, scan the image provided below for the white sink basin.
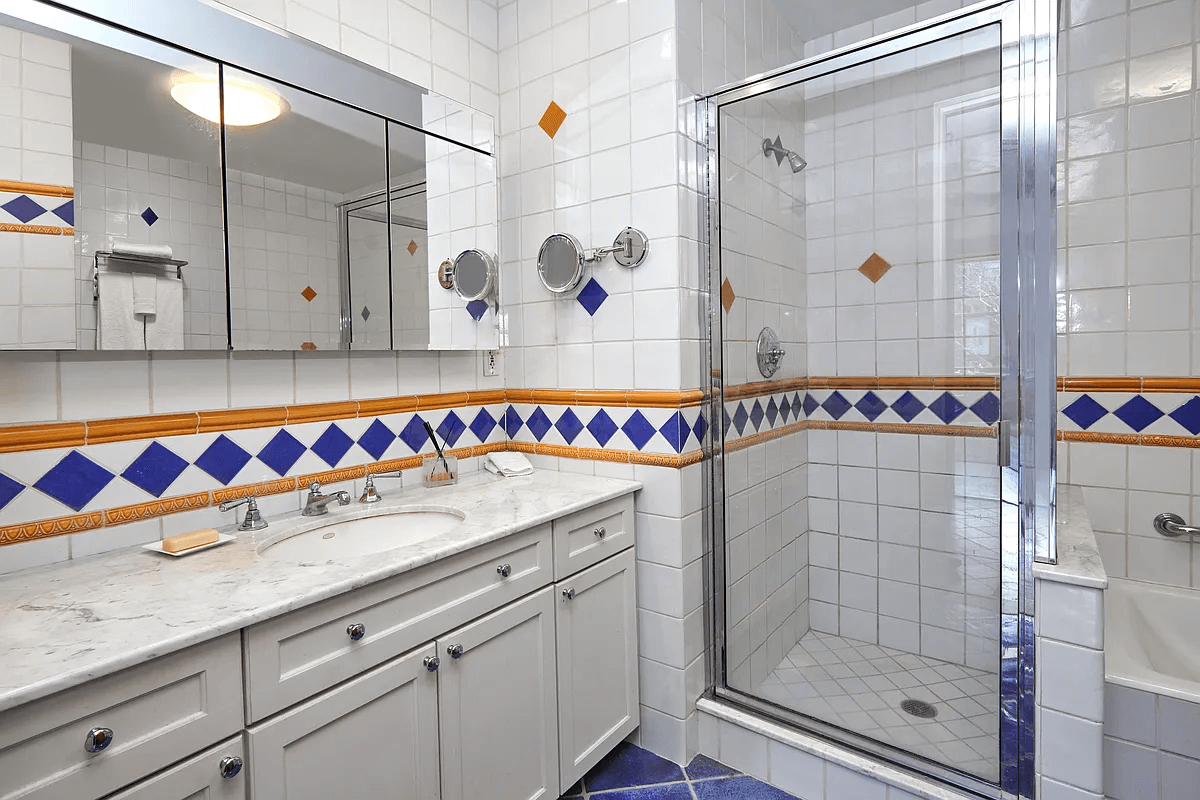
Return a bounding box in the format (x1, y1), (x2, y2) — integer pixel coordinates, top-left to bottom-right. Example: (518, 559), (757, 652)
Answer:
(259, 507), (466, 561)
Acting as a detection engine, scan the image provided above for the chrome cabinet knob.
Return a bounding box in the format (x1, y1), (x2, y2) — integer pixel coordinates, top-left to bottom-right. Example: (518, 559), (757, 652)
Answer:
(219, 756), (243, 779)
(424, 655), (440, 671)
(347, 623), (366, 641)
(84, 727), (113, 753)
(594, 526), (606, 539)
(497, 563), (511, 578)
(562, 588), (576, 601)
(446, 643), (464, 659)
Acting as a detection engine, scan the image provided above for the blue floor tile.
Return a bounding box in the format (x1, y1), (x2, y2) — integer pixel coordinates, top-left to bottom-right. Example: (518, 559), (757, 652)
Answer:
(685, 753), (740, 781)
(692, 775), (797, 799)
(584, 743), (687, 792)
(590, 784), (694, 800)
(562, 780), (583, 797)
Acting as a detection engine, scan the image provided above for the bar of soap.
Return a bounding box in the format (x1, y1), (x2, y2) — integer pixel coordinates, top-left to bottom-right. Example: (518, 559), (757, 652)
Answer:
(162, 528), (219, 554)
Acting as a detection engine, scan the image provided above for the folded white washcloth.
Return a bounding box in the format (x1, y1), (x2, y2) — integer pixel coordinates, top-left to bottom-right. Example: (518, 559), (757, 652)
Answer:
(112, 241), (174, 260)
(131, 272), (157, 316)
(485, 451), (534, 477)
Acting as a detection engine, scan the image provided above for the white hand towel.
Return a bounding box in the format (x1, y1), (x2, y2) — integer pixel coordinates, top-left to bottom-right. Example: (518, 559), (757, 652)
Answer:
(145, 276), (184, 350)
(112, 241), (174, 260)
(131, 272), (157, 316)
(97, 272), (144, 350)
(485, 451), (534, 477)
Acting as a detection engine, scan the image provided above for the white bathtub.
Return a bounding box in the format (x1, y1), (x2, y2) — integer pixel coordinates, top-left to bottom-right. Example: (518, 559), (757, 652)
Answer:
(1105, 577), (1200, 704)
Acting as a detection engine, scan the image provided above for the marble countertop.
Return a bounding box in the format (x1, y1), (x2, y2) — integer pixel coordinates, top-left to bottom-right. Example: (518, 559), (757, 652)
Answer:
(1033, 484), (1108, 590)
(0, 471), (640, 714)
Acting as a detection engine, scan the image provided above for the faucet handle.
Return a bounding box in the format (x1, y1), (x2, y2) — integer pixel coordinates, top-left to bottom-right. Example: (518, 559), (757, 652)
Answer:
(309, 481), (322, 495)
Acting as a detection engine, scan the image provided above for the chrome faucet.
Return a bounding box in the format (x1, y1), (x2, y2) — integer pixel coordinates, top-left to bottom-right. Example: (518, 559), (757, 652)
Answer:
(303, 481), (351, 517)
(219, 495), (268, 530)
(358, 472), (402, 504)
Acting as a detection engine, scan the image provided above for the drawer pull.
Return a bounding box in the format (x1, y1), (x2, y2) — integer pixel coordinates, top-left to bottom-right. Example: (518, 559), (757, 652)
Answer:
(219, 756), (244, 780)
(424, 656), (441, 671)
(562, 588), (576, 601)
(497, 563), (511, 578)
(447, 643), (464, 659)
(594, 526), (606, 538)
(84, 727), (113, 754)
(347, 623), (366, 641)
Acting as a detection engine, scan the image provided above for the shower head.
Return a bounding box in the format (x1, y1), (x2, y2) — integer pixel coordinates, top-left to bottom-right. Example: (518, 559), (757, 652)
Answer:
(762, 137), (807, 173)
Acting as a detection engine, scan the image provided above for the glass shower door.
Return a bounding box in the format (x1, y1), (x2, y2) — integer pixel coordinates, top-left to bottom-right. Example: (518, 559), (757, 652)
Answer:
(709, 7), (1019, 791)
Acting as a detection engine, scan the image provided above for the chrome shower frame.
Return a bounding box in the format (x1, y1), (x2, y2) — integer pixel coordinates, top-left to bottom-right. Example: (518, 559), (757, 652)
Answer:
(697, 1), (1057, 797)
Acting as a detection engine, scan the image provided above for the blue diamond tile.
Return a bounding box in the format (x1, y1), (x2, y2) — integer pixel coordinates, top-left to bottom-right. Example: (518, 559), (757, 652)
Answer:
(660, 411), (690, 453)
(588, 409), (620, 447)
(470, 408), (498, 443)
(891, 391), (927, 423)
(1114, 395), (1165, 432)
(576, 277), (608, 316)
(749, 400), (765, 431)
(779, 397), (792, 423)
(121, 441), (188, 497)
(802, 393), (819, 417)
(361, 306), (371, 322)
(692, 775), (796, 800)
(765, 397), (779, 427)
(556, 408), (586, 445)
(928, 392), (967, 424)
(585, 742), (686, 792)
(0, 473), (25, 511)
(722, 406), (732, 435)
(311, 424), (354, 468)
(2, 195), (45, 224)
(693, 413), (708, 443)
(466, 300), (488, 321)
(1170, 397), (1200, 436)
(622, 410), (658, 451)
(972, 392), (1001, 425)
(1061, 395), (1108, 430)
(399, 415), (430, 453)
(257, 430), (307, 476)
(685, 754), (740, 781)
(33, 451), (115, 512)
(822, 391), (852, 420)
(504, 406), (524, 438)
(141, 206), (159, 226)
(357, 419), (396, 461)
(856, 391), (888, 422)
(51, 199), (74, 226)
(732, 403), (749, 435)
(194, 434), (252, 485)
(437, 410), (467, 448)
(526, 407), (553, 441)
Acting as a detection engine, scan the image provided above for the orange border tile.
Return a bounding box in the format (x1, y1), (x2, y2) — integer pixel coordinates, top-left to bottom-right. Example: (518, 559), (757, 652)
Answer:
(199, 407), (287, 434)
(297, 465), (368, 489)
(0, 513), (102, 545)
(0, 422), (86, 453)
(575, 390), (627, 407)
(416, 392), (469, 411)
(0, 179), (74, 197)
(212, 478), (296, 504)
(286, 401), (360, 425)
(0, 223), (72, 235)
(87, 413), (199, 444)
(104, 493), (211, 525)
(357, 396), (419, 416)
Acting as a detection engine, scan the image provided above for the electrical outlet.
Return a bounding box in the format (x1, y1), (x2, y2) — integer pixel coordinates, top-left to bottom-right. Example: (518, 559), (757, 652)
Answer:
(484, 349), (500, 377)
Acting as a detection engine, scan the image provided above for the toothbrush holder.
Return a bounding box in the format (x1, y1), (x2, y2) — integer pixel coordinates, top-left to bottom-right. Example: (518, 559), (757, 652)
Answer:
(422, 454), (458, 487)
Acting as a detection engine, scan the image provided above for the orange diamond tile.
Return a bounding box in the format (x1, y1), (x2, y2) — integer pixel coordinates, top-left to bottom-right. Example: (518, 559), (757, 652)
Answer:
(721, 277), (736, 313)
(858, 252), (892, 284)
(301, 341), (317, 350)
(407, 239), (418, 256)
(538, 101), (567, 139)
(301, 285), (317, 302)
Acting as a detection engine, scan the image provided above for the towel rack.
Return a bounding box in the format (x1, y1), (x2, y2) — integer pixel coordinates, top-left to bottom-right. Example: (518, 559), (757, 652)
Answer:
(93, 251), (187, 301)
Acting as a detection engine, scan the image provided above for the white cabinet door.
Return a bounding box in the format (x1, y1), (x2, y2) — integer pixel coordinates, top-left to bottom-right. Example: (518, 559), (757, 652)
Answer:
(555, 550), (639, 793)
(104, 736), (247, 800)
(247, 643), (439, 800)
(438, 587), (558, 800)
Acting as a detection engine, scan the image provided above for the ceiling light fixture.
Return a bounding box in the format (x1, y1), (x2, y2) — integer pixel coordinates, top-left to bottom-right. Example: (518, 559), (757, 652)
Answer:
(169, 74), (286, 127)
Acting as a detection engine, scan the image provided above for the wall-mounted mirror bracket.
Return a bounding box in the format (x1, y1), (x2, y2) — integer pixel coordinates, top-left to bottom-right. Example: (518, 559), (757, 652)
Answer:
(537, 227), (648, 294)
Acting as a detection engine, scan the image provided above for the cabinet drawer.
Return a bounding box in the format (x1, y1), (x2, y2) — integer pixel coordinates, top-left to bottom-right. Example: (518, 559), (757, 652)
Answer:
(103, 736), (246, 800)
(0, 634), (243, 800)
(244, 523), (552, 722)
(552, 494), (635, 579)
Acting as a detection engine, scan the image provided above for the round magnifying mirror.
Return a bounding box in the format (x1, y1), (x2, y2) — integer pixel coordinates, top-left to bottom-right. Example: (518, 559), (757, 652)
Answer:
(537, 233), (585, 294)
(452, 249), (496, 301)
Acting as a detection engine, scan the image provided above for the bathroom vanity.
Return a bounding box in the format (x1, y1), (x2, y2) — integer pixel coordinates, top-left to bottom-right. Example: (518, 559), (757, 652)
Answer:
(0, 472), (640, 800)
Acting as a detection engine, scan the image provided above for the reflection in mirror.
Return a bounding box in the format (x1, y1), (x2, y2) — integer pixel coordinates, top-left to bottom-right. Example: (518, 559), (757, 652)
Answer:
(224, 67), (387, 351)
(0, 10), (226, 349)
(537, 234), (586, 294)
(387, 122), (429, 349)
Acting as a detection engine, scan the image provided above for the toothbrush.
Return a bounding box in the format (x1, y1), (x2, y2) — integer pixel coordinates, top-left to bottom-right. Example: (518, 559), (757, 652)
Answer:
(422, 420), (451, 478)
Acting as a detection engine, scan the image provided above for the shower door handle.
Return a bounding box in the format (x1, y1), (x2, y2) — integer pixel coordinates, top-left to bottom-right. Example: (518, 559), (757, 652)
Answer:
(996, 421), (1010, 468)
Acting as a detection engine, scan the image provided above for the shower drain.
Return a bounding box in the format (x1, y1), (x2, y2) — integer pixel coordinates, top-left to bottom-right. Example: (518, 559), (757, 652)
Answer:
(900, 699), (938, 719)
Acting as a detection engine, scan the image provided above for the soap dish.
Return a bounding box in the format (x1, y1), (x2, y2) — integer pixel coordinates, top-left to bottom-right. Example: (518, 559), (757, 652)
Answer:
(143, 533), (237, 557)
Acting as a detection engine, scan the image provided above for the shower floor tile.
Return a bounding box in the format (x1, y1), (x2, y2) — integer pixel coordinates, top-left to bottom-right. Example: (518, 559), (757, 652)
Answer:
(756, 631), (1000, 782)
